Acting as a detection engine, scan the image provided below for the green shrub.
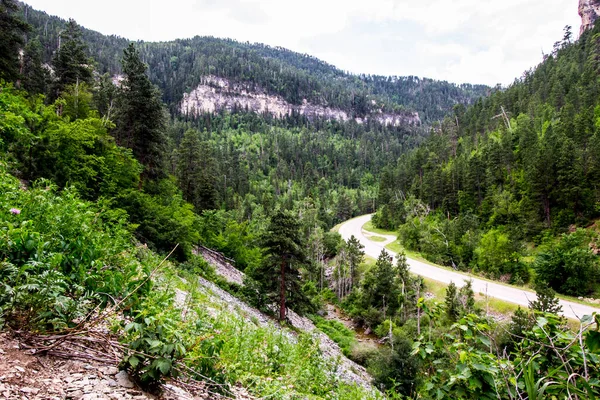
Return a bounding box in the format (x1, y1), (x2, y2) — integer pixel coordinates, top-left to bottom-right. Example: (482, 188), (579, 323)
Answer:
(534, 229), (600, 296)
(312, 315), (356, 356)
(120, 290), (186, 392)
(0, 166), (150, 330)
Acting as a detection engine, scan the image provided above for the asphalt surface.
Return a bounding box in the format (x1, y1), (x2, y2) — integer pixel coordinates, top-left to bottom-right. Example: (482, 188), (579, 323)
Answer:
(338, 214), (600, 320)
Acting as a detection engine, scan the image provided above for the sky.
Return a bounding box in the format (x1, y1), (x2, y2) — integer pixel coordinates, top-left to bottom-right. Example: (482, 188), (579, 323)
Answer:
(22, 0), (582, 86)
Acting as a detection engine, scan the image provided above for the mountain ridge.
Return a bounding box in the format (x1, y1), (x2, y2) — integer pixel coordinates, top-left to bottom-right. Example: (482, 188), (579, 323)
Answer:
(19, 2), (490, 124)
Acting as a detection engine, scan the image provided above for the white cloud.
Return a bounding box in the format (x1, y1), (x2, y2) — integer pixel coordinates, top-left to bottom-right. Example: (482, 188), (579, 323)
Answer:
(22, 0), (581, 85)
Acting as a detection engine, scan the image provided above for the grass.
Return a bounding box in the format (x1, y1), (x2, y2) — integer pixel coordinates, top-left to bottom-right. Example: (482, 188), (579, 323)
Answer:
(174, 272), (381, 400)
(420, 276), (519, 315)
(362, 221), (396, 236)
(362, 221), (600, 310)
(368, 235), (387, 242)
(421, 277), (448, 300)
(311, 316), (357, 357)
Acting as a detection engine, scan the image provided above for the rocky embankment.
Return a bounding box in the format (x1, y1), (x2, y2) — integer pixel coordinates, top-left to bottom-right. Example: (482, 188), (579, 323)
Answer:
(0, 332), (233, 400)
(180, 75), (421, 127)
(194, 246), (375, 392)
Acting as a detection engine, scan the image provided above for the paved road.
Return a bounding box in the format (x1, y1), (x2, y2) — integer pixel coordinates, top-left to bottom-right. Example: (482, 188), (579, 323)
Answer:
(338, 214), (600, 320)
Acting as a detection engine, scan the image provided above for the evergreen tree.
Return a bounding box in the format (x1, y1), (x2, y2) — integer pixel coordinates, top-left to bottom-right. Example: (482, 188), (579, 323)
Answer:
(506, 306), (534, 349)
(176, 129), (218, 212)
(346, 235), (365, 289)
(113, 43), (166, 180)
(195, 140), (218, 211)
(444, 281), (460, 322)
(51, 19), (93, 99)
(0, 0), (29, 81)
(458, 279), (476, 314)
(529, 283), (563, 315)
(254, 210), (308, 320)
(396, 251), (418, 321)
(21, 37), (48, 95)
(177, 129), (202, 206)
(361, 249), (400, 321)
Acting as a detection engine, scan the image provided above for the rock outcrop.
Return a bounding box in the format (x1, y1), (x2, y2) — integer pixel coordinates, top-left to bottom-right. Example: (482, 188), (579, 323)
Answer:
(181, 76), (421, 127)
(580, 0), (600, 35)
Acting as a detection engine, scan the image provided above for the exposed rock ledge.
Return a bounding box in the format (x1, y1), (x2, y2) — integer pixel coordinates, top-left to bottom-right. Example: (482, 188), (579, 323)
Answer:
(181, 75), (421, 127)
(580, 0), (600, 35)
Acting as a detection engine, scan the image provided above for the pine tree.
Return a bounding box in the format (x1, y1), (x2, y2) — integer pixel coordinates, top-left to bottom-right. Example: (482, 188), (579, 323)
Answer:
(458, 279), (476, 314)
(346, 235), (364, 289)
(176, 129), (218, 211)
(254, 210), (308, 320)
(113, 43), (166, 180)
(444, 281), (460, 322)
(529, 283), (563, 315)
(361, 249), (399, 314)
(177, 129), (202, 205)
(0, 0), (29, 82)
(396, 251), (417, 322)
(51, 19), (93, 99)
(21, 37), (48, 95)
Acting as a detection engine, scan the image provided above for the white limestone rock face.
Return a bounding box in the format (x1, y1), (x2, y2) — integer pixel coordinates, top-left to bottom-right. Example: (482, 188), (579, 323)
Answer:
(580, 0), (600, 35)
(180, 75), (421, 127)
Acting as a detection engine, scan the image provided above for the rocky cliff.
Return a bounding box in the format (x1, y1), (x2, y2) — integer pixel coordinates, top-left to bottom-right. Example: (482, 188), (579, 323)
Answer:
(580, 0), (600, 35)
(181, 76), (421, 127)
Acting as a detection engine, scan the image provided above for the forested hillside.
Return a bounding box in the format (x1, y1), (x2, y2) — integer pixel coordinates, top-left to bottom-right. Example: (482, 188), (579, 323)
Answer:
(2, 1), (600, 399)
(18, 3), (489, 121)
(375, 25), (600, 297)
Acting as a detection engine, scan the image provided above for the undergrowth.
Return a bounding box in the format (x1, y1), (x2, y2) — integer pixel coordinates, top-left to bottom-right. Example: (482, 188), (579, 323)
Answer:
(311, 315), (357, 357)
(0, 165), (380, 399)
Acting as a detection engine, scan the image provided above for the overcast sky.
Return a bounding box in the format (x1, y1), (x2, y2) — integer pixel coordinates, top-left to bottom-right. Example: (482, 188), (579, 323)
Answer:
(22, 0), (582, 86)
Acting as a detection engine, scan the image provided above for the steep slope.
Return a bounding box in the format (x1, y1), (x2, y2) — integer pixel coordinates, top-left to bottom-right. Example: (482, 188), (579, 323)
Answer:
(374, 17), (600, 298)
(19, 3), (488, 124)
(194, 245), (374, 390)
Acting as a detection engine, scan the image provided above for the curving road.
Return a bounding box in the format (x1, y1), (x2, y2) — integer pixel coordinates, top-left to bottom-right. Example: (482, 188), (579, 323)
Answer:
(339, 214), (600, 320)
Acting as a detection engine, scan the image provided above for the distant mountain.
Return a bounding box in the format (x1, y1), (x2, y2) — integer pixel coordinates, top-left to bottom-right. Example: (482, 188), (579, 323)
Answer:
(20, 3), (490, 124)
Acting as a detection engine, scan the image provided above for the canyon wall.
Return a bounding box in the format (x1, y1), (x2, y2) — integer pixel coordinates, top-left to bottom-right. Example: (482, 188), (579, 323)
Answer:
(180, 76), (421, 127)
(580, 0), (600, 35)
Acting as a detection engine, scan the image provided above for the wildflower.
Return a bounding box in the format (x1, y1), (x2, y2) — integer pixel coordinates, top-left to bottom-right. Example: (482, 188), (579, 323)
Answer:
(9, 208), (21, 215)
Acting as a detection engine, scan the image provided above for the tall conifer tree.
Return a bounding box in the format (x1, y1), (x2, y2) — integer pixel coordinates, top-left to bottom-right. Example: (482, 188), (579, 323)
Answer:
(254, 210), (307, 320)
(51, 19), (93, 99)
(113, 43), (166, 180)
(0, 0), (29, 81)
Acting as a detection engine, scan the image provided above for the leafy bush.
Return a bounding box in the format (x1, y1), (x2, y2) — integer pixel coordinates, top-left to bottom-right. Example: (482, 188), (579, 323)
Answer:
(0, 165), (150, 330)
(473, 228), (526, 280)
(115, 178), (199, 260)
(120, 290), (187, 391)
(534, 229), (599, 296)
(368, 331), (421, 396)
(312, 315), (356, 356)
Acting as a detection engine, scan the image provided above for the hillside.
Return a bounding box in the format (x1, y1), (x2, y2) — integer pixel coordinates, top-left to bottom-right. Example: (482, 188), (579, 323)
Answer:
(19, 3), (489, 123)
(2, 1), (600, 399)
(374, 22), (600, 298)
